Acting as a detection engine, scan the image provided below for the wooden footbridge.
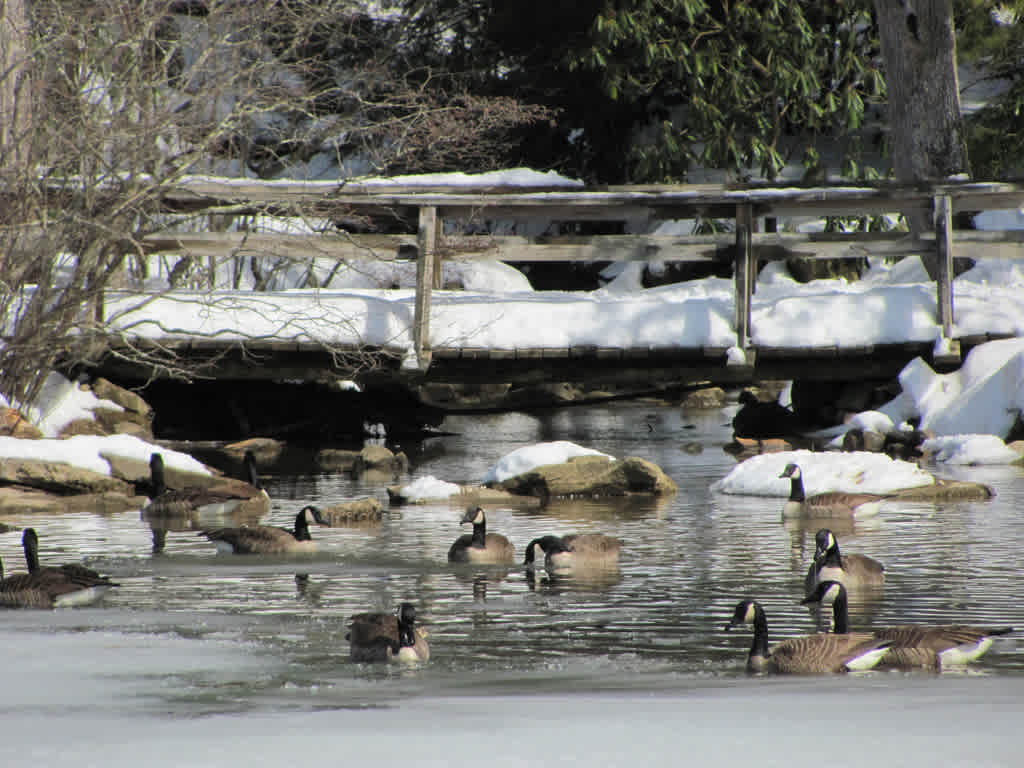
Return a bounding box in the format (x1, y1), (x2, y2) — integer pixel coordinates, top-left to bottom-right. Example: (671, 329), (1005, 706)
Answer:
(100, 177), (1024, 388)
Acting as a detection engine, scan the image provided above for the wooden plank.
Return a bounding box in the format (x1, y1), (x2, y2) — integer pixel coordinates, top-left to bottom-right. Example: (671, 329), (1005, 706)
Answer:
(734, 203), (753, 350)
(934, 195), (955, 340)
(541, 348), (570, 359)
(142, 231), (417, 261)
(413, 206), (437, 370)
(157, 177), (1024, 211)
(141, 229), (1024, 266)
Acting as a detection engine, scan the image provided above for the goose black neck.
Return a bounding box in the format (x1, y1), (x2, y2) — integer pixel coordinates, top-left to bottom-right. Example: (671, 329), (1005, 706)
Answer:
(750, 604), (771, 659)
(22, 530), (40, 573)
(524, 535), (564, 564)
(788, 474), (805, 502)
(244, 452), (261, 489)
(820, 542), (842, 568)
(293, 512), (312, 541)
(150, 455), (167, 497)
(523, 538), (542, 564)
(829, 587), (850, 634)
(397, 617), (416, 648)
(471, 519), (487, 548)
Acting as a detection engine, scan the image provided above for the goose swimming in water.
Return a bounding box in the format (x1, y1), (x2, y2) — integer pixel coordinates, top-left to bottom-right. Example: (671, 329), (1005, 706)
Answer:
(144, 451), (270, 517)
(447, 506), (515, 564)
(199, 505), (327, 554)
(805, 528), (885, 594)
(780, 462), (888, 519)
(803, 580), (1013, 670)
(347, 602), (430, 663)
(0, 528), (118, 608)
(725, 597), (891, 674)
(523, 533), (621, 572)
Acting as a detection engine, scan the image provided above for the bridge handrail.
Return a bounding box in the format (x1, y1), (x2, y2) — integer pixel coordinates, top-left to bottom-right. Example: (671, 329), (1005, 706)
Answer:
(140, 178), (1024, 370)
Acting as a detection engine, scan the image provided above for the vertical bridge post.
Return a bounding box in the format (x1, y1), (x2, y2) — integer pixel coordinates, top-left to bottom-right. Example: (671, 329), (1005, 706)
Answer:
(933, 194), (961, 365)
(733, 203), (754, 362)
(413, 205), (438, 370)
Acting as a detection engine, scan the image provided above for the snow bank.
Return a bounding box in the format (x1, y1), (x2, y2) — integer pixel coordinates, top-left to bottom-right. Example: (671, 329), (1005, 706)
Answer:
(711, 450), (934, 496)
(889, 338), (1024, 438)
(397, 475), (463, 502)
(481, 441), (615, 485)
(0, 433), (210, 477)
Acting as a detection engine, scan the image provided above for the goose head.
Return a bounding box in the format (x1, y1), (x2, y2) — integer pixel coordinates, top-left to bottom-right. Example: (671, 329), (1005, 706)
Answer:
(779, 463), (801, 480)
(813, 528), (839, 564)
(460, 506), (485, 526)
(300, 505), (327, 526)
(724, 599), (760, 631)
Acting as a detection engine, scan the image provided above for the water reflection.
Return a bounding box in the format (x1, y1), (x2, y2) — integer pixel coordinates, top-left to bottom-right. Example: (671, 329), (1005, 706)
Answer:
(0, 402), (1022, 718)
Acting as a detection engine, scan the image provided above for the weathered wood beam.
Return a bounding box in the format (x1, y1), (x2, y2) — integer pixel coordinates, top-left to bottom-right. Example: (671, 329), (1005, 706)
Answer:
(141, 230), (1024, 266)
(413, 206), (438, 370)
(734, 203), (754, 354)
(142, 231), (417, 261)
(933, 194), (961, 365)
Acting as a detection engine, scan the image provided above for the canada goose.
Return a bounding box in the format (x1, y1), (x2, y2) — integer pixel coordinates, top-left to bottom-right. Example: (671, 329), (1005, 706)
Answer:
(6, 528), (118, 608)
(346, 602), (430, 663)
(805, 528), (885, 593)
(725, 598), (891, 674)
(803, 580), (1013, 670)
(143, 451), (269, 517)
(198, 505), (327, 554)
(523, 533), (621, 571)
(779, 462), (888, 519)
(732, 390), (802, 440)
(447, 506), (515, 564)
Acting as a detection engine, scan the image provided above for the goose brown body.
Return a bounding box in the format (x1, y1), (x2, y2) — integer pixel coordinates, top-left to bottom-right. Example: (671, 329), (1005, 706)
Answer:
(524, 533), (621, 571)
(144, 451), (270, 517)
(804, 580), (1013, 669)
(725, 599), (891, 674)
(780, 463), (888, 519)
(199, 505), (326, 554)
(448, 506), (515, 564)
(347, 602), (430, 663)
(0, 529), (118, 608)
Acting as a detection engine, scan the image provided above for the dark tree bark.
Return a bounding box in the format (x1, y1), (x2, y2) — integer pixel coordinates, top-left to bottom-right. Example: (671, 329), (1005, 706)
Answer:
(873, 0), (970, 278)
(0, 0), (31, 165)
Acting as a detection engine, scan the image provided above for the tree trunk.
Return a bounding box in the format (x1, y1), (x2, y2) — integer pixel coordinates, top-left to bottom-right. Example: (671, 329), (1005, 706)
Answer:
(873, 0), (970, 278)
(0, 0), (31, 166)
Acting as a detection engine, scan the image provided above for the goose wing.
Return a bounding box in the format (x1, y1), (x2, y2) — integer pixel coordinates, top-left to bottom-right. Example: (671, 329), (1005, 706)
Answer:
(347, 612), (400, 661)
(806, 492), (886, 511)
(0, 573), (58, 608)
(566, 534), (622, 556)
(200, 525), (296, 554)
(840, 553), (886, 581)
(485, 533), (516, 562)
(770, 632), (889, 674)
(874, 624), (1000, 649)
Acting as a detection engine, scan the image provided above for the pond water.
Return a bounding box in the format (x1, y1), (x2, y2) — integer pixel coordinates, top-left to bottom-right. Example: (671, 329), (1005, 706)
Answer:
(2, 401), (1023, 765)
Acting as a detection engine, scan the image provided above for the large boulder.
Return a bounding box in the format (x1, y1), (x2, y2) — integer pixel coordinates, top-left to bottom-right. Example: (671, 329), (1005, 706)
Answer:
(0, 457), (132, 495)
(321, 497), (384, 525)
(90, 378), (154, 422)
(490, 455), (677, 499)
(0, 485), (145, 514)
(351, 444), (409, 476)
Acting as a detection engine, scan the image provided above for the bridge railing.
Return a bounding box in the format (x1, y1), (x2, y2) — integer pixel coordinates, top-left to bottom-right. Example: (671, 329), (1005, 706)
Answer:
(148, 178), (1024, 371)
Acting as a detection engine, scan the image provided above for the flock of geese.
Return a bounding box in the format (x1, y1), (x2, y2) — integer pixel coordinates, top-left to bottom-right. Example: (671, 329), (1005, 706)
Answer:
(0, 450), (1013, 672)
(725, 462), (1013, 673)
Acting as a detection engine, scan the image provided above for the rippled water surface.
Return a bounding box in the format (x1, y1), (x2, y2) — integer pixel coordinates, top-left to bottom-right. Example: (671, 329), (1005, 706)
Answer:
(3, 402), (1024, 722)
